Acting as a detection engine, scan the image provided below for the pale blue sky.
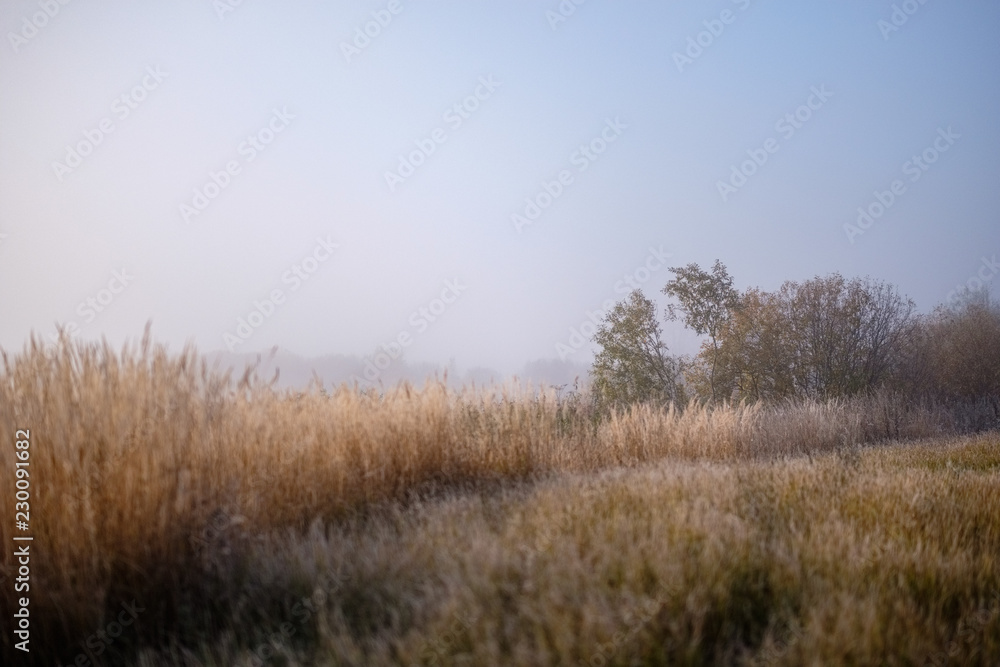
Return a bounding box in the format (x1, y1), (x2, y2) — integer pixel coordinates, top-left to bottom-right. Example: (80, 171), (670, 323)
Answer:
(1, 1), (998, 378)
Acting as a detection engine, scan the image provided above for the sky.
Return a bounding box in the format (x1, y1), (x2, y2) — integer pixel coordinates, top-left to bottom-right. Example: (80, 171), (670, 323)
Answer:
(1, 0), (998, 385)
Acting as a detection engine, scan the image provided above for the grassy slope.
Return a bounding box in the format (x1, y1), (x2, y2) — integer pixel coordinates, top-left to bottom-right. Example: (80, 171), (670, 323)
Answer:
(153, 433), (1000, 666)
(0, 338), (998, 665)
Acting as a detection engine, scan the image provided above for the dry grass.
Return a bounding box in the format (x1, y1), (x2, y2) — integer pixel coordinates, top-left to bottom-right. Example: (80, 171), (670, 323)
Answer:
(0, 334), (998, 665)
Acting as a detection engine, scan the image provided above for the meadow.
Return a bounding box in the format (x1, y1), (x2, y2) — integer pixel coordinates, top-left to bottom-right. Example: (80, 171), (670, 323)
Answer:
(1, 333), (998, 665)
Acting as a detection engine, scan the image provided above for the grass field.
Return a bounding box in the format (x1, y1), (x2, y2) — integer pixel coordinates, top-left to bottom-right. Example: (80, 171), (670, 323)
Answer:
(1, 335), (998, 665)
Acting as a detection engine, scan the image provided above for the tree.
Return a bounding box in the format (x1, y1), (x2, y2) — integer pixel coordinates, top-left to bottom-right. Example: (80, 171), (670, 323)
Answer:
(711, 287), (795, 402)
(898, 287), (1000, 404)
(661, 260), (739, 402)
(780, 274), (914, 398)
(590, 290), (683, 412)
(704, 273), (916, 401)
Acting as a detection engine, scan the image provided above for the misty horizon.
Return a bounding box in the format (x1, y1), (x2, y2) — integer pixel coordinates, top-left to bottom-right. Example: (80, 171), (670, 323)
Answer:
(2, 1), (998, 384)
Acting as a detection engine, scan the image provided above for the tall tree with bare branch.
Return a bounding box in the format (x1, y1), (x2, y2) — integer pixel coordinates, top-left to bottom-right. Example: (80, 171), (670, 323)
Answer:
(661, 260), (739, 402)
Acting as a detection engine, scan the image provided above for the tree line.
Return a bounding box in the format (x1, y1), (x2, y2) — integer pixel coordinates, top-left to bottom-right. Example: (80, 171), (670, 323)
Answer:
(590, 260), (1000, 415)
